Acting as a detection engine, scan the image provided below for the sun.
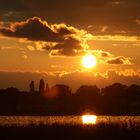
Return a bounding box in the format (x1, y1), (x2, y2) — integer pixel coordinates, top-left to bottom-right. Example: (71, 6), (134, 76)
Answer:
(82, 54), (97, 69)
(82, 115), (97, 124)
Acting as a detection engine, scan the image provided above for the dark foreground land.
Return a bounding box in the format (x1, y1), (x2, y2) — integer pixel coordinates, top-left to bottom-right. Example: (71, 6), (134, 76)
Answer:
(1, 83), (140, 115)
(0, 123), (140, 140)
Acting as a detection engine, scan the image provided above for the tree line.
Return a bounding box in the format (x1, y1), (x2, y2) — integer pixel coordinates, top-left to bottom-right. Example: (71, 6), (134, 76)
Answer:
(0, 79), (140, 115)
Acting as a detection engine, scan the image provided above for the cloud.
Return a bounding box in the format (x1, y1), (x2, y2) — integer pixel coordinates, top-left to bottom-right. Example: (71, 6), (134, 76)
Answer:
(108, 1), (125, 6)
(27, 45), (35, 51)
(0, 17), (90, 56)
(136, 19), (140, 25)
(0, 46), (13, 50)
(82, 50), (133, 65)
(22, 54), (28, 59)
(0, 17), (86, 42)
(0, 70), (55, 90)
(0, 22), (4, 28)
(48, 48), (133, 65)
(0, 69), (140, 91)
(0, 17), (135, 62)
(46, 37), (86, 56)
(89, 50), (113, 58)
(49, 49), (79, 56)
(91, 35), (139, 42)
(1, 0), (140, 36)
(59, 69), (140, 90)
(107, 56), (132, 65)
(116, 69), (140, 77)
(0, 17), (62, 42)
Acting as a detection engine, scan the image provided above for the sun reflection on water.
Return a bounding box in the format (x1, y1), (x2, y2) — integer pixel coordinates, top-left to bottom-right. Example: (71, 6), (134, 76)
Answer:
(82, 115), (97, 124)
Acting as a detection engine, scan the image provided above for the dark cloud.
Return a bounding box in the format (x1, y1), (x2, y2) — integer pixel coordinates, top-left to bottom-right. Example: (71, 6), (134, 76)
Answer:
(101, 51), (112, 57)
(0, 17), (137, 59)
(0, 17), (88, 56)
(107, 56), (132, 65)
(0, 17), (135, 60)
(0, 0), (140, 36)
(52, 24), (78, 35)
(49, 49), (80, 56)
(0, 17), (77, 42)
(46, 37), (84, 56)
(0, 17), (85, 42)
(53, 37), (81, 50)
(85, 50), (112, 58)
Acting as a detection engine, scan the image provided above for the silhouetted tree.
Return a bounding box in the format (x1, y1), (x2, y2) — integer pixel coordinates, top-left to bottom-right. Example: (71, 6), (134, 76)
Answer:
(6, 87), (19, 93)
(39, 79), (45, 96)
(45, 83), (49, 94)
(101, 83), (128, 115)
(76, 85), (100, 103)
(29, 81), (35, 93)
(126, 84), (140, 96)
(75, 85), (101, 114)
(76, 85), (100, 97)
(101, 83), (127, 97)
(124, 84), (140, 114)
(124, 84), (140, 102)
(54, 84), (71, 97)
(0, 82), (140, 115)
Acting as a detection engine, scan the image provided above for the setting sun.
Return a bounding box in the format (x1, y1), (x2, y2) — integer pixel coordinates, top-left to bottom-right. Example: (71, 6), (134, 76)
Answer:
(82, 54), (97, 69)
(82, 115), (97, 124)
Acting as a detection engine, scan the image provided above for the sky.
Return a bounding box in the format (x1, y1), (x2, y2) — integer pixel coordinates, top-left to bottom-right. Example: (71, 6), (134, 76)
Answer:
(0, 0), (140, 91)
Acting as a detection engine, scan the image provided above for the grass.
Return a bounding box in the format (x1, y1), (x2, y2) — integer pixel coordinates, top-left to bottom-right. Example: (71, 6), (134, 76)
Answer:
(0, 122), (140, 140)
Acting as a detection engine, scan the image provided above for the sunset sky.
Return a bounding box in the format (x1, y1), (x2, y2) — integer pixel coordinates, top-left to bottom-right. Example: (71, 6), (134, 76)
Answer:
(0, 0), (140, 91)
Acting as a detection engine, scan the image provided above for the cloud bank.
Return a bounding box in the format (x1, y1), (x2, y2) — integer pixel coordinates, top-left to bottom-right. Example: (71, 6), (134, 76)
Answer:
(0, 17), (89, 56)
(0, 70), (140, 91)
(0, 17), (133, 65)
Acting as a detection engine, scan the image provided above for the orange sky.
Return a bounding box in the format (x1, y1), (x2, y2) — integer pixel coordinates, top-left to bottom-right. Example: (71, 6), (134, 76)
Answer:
(0, 0), (140, 90)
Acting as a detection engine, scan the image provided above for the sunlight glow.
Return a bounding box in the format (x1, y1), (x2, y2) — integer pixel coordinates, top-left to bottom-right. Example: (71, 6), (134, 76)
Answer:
(82, 115), (97, 124)
(82, 54), (97, 69)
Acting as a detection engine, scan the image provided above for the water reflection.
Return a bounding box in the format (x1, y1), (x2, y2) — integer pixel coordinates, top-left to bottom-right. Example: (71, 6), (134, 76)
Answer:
(0, 116), (140, 126)
(82, 115), (97, 124)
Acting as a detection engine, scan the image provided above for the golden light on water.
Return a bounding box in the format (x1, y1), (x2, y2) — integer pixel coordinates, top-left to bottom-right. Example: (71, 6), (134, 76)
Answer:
(82, 54), (97, 69)
(82, 115), (97, 124)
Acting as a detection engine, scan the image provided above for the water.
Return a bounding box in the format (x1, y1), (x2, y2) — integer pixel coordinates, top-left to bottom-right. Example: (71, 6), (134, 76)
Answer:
(0, 116), (140, 127)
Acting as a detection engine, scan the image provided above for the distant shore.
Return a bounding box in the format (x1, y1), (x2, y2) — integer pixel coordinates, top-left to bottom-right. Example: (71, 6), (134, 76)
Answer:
(1, 82), (140, 116)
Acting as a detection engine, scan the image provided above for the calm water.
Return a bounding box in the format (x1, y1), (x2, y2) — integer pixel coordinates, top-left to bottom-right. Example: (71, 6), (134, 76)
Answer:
(0, 116), (140, 126)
